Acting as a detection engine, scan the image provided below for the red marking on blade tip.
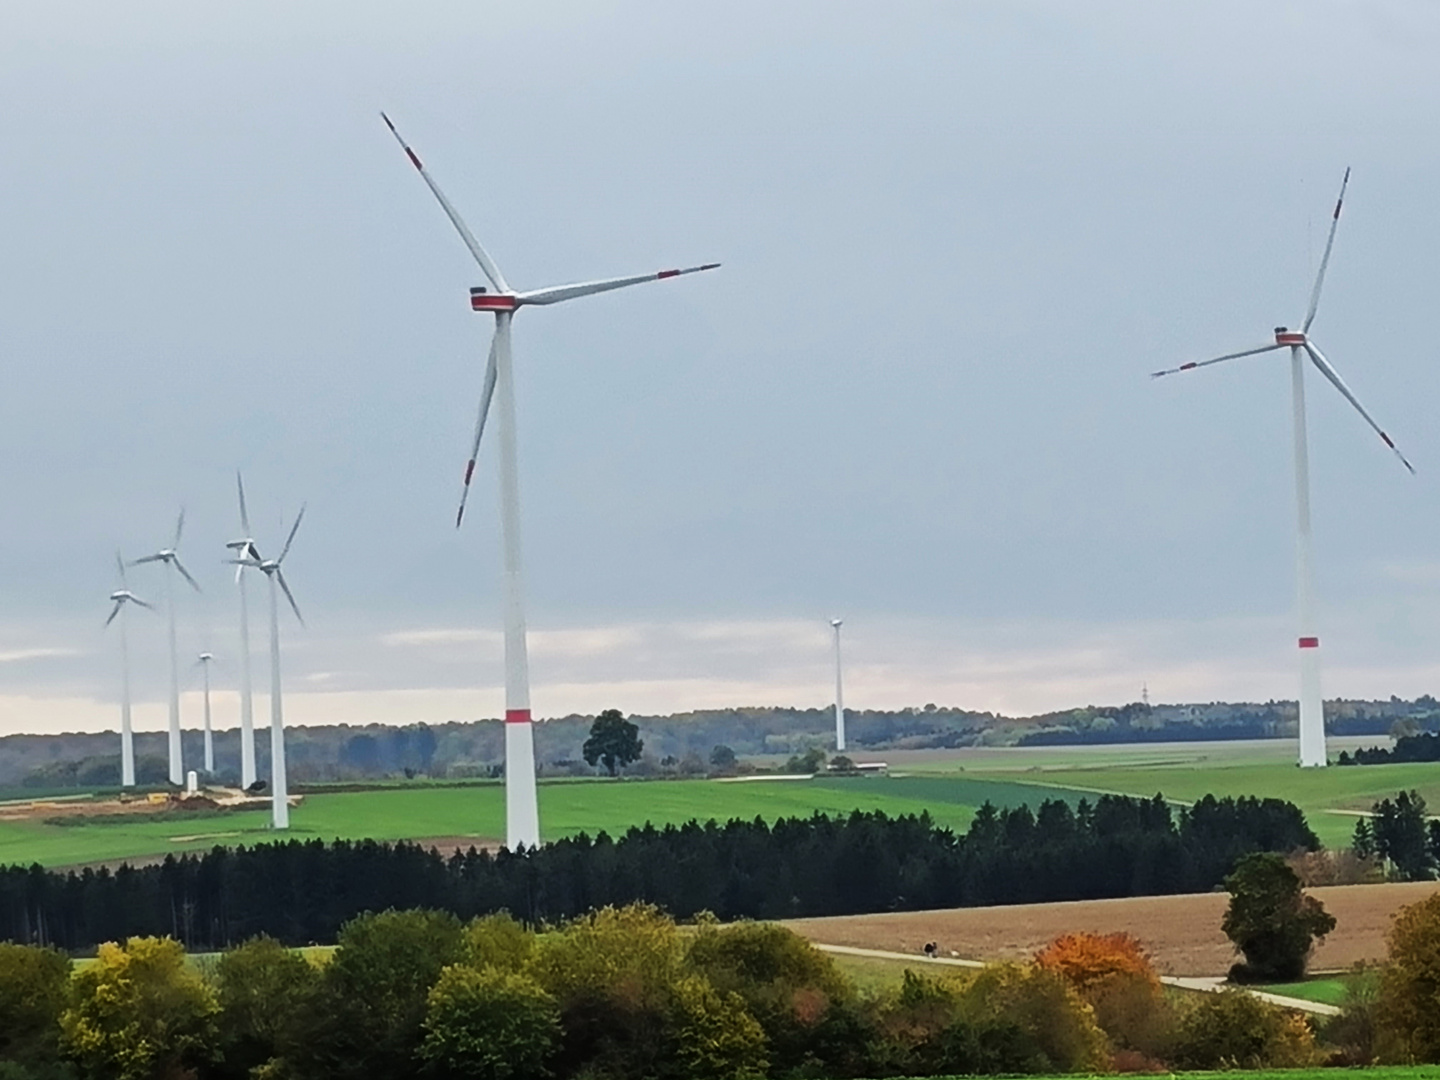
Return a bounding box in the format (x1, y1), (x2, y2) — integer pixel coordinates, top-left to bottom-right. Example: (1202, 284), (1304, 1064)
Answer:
(658, 269), (680, 279)
(463, 459), (476, 484)
(1180, 362), (1197, 371)
(1382, 433), (1396, 449)
(505, 709), (532, 724)
(1299, 636), (1320, 649)
(406, 148), (422, 169)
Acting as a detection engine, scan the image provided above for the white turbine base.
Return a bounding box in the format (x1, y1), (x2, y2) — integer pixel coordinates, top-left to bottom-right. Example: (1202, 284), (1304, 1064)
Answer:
(505, 718), (540, 849)
(1298, 646), (1326, 767)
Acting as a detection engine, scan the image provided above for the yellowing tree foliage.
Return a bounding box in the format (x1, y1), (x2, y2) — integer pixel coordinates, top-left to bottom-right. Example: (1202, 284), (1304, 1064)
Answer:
(59, 936), (219, 1080)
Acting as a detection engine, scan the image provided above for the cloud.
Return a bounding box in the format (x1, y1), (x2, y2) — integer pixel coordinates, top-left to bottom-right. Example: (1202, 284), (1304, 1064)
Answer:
(0, 647), (83, 664)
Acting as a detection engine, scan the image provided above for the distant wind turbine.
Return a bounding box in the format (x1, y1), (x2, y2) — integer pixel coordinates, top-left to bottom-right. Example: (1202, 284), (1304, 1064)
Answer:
(1152, 169), (1413, 768)
(381, 112), (720, 849)
(831, 619), (847, 752)
(105, 552), (153, 788)
(231, 505), (305, 830)
(132, 510), (201, 785)
(225, 472), (261, 789)
(197, 652), (215, 773)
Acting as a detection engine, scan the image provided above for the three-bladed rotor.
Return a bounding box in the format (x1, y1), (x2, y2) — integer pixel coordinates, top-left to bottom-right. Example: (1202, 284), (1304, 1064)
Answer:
(106, 551), (154, 626)
(131, 509), (204, 589)
(229, 505), (306, 626)
(1151, 169), (1413, 474)
(226, 472), (266, 578)
(380, 112), (721, 526)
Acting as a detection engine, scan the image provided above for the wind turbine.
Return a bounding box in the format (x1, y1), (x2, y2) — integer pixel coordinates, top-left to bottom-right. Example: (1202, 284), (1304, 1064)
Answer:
(225, 472), (261, 789)
(231, 506), (305, 830)
(196, 652), (216, 773)
(105, 553), (153, 788)
(1152, 169), (1413, 768)
(831, 619), (847, 752)
(132, 510), (201, 785)
(381, 113), (720, 850)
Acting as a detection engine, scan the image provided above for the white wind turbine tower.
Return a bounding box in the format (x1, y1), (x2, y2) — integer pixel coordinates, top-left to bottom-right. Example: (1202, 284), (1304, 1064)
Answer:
(225, 472), (261, 789)
(231, 506), (305, 829)
(831, 619), (847, 752)
(132, 511), (201, 785)
(197, 652), (216, 774)
(1153, 170), (1413, 769)
(105, 553), (154, 788)
(382, 113), (720, 850)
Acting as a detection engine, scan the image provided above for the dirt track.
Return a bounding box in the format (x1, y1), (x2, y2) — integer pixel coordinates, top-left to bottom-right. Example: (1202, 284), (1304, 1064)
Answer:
(783, 881), (1440, 977)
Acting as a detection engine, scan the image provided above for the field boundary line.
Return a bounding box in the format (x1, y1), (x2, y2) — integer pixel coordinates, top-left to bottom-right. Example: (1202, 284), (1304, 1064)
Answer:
(814, 944), (1340, 1015)
(813, 943), (985, 969)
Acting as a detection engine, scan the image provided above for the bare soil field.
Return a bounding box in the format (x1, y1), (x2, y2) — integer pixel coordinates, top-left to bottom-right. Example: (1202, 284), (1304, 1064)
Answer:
(783, 881), (1440, 977)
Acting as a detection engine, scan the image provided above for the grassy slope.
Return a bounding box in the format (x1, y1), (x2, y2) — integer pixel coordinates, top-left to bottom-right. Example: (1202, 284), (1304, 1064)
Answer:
(0, 774), (1096, 869)
(889, 742), (1440, 850)
(1254, 977), (1351, 1006)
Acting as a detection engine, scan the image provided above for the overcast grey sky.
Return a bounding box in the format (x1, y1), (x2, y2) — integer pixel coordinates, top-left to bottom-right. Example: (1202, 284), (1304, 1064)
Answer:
(4, 1), (1440, 734)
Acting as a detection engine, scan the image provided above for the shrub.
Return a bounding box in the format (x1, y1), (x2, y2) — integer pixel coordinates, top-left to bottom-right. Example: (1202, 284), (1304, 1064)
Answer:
(59, 936), (219, 1080)
(1321, 963), (1381, 1065)
(1222, 852), (1336, 982)
(951, 964), (1110, 1073)
(0, 943), (70, 1066)
(874, 970), (1043, 1076)
(685, 922), (850, 1073)
(419, 966), (561, 1080)
(529, 904), (688, 1077)
(212, 935), (319, 1079)
(665, 976), (768, 1080)
(287, 908), (464, 1080)
(1173, 990), (1315, 1069)
(462, 912), (534, 973)
(1376, 891), (1440, 1061)
(1034, 932), (1172, 1058)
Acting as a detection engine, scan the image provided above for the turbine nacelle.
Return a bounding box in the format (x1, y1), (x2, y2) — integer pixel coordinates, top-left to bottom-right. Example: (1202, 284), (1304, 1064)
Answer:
(1275, 328), (1307, 346)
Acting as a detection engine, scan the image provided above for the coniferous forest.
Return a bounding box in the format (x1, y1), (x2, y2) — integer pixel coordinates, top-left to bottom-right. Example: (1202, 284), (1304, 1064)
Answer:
(1, 794), (1316, 951)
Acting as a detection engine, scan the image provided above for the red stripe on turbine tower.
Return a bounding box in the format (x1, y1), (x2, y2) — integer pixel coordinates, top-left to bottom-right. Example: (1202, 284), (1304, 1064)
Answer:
(505, 709), (532, 724)
(1299, 637), (1320, 649)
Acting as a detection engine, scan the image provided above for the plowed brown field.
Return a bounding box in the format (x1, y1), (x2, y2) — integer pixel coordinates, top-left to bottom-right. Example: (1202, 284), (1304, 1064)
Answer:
(783, 881), (1440, 977)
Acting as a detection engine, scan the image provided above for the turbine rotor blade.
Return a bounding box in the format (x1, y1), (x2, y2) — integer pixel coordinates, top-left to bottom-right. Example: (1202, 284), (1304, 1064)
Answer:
(130, 553), (165, 566)
(1303, 342), (1414, 473)
(105, 601), (122, 627)
(1303, 167), (1351, 333)
(517, 262), (721, 307)
(173, 508), (186, 549)
(457, 330), (500, 528)
(237, 471), (251, 534)
(115, 550), (127, 583)
(277, 505), (306, 563)
(131, 596), (156, 610)
(172, 558), (202, 592)
(276, 570), (305, 627)
(380, 112), (509, 294)
(1150, 343), (1283, 379)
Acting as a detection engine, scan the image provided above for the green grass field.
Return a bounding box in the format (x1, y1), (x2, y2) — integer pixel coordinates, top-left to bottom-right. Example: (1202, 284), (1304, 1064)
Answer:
(884, 740), (1440, 849)
(0, 773), (1096, 869)
(6, 737), (1436, 867)
(1256, 977), (1350, 1006)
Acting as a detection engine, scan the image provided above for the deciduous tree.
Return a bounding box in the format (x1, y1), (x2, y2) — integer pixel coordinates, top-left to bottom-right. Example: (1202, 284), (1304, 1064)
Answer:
(59, 936), (218, 1080)
(582, 710), (643, 777)
(1222, 852), (1335, 982)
